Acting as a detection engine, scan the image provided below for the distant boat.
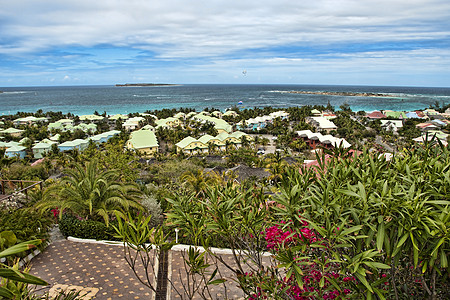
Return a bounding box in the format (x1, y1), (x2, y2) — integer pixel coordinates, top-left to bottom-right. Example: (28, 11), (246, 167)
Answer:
(238, 101), (243, 105)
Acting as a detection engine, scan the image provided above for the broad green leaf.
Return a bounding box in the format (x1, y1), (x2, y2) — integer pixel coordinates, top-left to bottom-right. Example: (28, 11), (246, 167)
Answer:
(0, 268), (48, 285)
(0, 239), (42, 258)
(354, 272), (373, 293)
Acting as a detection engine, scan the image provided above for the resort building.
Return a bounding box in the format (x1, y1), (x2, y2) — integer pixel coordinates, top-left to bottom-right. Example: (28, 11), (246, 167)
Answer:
(222, 110), (239, 118)
(13, 116), (48, 125)
(175, 131), (252, 155)
(126, 130), (159, 157)
(175, 137), (208, 155)
(58, 139), (89, 152)
(123, 117), (145, 131)
(173, 112), (186, 119)
(88, 130), (121, 144)
(5, 145), (27, 159)
(32, 140), (58, 159)
(155, 117), (182, 129)
(296, 130), (351, 149)
(383, 111), (406, 119)
(305, 117), (337, 133)
(380, 120), (403, 132)
(0, 128), (25, 138)
(109, 114), (129, 121)
(365, 111), (387, 120)
(192, 114), (232, 134)
(238, 111), (290, 131)
(78, 114), (105, 122)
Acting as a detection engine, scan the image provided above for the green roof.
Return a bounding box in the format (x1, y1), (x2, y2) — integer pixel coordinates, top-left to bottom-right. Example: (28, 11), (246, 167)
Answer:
(56, 119), (73, 124)
(194, 114), (232, 133)
(109, 114), (129, 120)
(173, 112), (186, 119)
(384, 111), (406, 119)
(79, 114), (104, 121)
(198, 134), (214, 144)
(230, 131), (250, 140)
(223, 111), (238, 117)
(216, 132), (229, 141)
(33, 141), (54, 150)
(6, 145), (26, 152)
(1, 128), (24, 134)
(128, 130), (158, 149)
(175, 136), (206, 149)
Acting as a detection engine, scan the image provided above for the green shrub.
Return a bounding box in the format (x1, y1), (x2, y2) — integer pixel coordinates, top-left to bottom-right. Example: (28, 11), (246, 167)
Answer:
(0, 209), (53, 246)
(58, 214), (119, 241)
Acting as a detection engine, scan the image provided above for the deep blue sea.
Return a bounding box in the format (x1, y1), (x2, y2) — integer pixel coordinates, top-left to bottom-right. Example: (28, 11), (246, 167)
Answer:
(1, 84), (450, 116)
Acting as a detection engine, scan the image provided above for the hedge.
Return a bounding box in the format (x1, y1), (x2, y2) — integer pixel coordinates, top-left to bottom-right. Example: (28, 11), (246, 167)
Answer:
(58, 214), (119, 241)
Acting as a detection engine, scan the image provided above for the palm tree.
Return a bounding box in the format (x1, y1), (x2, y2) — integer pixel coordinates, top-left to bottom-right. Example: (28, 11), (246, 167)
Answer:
(37, 160), (142, 226)
(180, 169), (218, 196)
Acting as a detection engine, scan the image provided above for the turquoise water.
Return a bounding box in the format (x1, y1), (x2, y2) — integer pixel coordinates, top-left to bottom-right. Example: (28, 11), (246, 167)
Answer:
(1, 84), (449, 116)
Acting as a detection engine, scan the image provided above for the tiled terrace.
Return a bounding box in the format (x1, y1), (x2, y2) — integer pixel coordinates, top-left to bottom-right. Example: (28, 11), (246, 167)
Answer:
(29, 239), (270, 299)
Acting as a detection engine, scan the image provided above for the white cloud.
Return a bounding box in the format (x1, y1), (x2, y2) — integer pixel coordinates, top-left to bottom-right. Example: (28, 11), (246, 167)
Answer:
(1, 0), (449, 58)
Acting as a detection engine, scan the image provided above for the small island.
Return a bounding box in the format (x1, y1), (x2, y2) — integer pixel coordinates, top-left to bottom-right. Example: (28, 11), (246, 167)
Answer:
(285, 90), (396, 97)
(115, 83), (178, 87)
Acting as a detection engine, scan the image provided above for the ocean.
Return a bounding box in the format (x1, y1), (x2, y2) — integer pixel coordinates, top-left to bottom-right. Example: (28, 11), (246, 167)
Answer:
(1, 84), (450, 116)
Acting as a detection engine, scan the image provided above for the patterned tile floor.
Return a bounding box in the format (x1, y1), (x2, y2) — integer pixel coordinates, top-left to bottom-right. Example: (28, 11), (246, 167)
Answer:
(30, 240), (154, 299)
(30, 240), (273, 299)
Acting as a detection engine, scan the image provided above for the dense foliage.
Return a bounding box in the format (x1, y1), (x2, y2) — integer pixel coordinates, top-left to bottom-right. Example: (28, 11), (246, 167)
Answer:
(58, 213), (118, 241)
(163, 142), (450, 299)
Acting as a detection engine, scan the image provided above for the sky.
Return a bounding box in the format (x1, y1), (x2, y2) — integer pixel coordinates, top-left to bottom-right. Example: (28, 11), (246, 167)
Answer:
(1, 0), (450, 87)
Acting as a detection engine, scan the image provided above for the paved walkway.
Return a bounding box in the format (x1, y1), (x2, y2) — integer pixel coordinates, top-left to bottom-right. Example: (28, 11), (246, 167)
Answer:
(30, 240), (153, 299)
(29, 239), (266, 299)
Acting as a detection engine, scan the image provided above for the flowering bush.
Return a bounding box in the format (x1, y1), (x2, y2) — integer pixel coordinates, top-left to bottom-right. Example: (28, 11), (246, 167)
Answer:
(246, 220), (358, 299)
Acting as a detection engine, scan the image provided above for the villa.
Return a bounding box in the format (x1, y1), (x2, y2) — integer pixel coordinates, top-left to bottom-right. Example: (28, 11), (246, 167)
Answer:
(123, 116), (146, 131)
(238, 111), (289, 131)
(366, 111), (387, 120)
(175, 136), (208, 155)
(222, 110), (239, 118)
(192, 114), (232, 134)
(155, 117), (182, 129)
(13, 116), (48, 125)
(380, 120), (403, 132)
(176, 131), (251, 154)
(305, 117), (337, 133)
(126, 130), (159, 157)
(78, 114), (105, 122)
(58, 139), (89, 152)
(296, 130), (351, 149)
(5, 145), (27, 159)
(32, 139), (58, 159)
(0, 128), (25, 138)
(109, 114), (129, 121)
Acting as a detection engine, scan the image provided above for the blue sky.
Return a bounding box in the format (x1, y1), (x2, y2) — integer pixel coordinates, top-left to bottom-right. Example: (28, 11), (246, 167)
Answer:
(1, 0), (450, 87)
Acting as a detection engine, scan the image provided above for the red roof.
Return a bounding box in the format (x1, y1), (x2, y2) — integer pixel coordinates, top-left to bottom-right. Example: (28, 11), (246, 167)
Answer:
(366, 111), (386, 119)
(415, 111), (426, 118)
